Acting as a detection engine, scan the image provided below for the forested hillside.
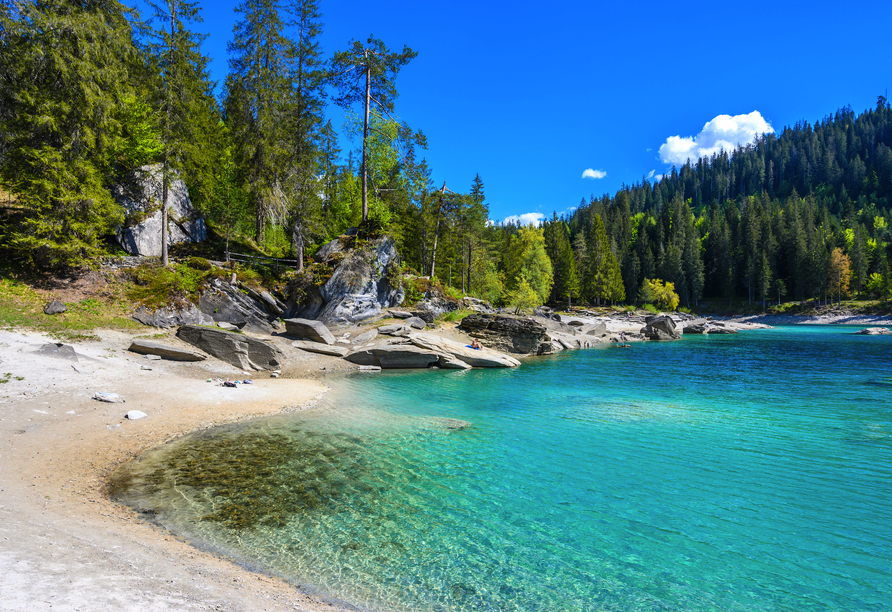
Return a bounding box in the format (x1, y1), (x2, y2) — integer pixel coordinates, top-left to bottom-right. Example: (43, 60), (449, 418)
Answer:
(1, 0), (890, 311)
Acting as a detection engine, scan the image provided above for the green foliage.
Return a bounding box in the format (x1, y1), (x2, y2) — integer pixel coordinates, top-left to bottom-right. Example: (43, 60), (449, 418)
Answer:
(0, 0), (137, 267)
(504, 226), (553, 305)
(505, 275), (540, 314)
(110, 93), (164, 169)
(639, 278), (680, 311)
(440, 308), (474, 323)
(126, 261), (221, 307)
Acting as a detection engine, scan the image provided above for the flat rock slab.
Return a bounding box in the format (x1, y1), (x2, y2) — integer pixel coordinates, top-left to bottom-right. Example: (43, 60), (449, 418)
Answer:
(283, 318), (336, 345)
(128, 339), (207, 361)
(125, 410), (148, 420)
(388, 310), (413, 319)
(344, 345), (441, 369)
(409, 333), (521, 368)
(176, 325), (284, 371)
(291, 340), (349, 357)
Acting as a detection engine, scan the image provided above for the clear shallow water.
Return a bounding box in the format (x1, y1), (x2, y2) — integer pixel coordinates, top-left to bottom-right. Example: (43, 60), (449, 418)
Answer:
(112, 326), (892, 611)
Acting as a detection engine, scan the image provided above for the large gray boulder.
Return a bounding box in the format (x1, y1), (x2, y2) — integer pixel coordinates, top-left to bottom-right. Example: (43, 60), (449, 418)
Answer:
(855, 327), (892, 335)
(287, 235), (404, 325)
(133, 304), (215, 328)
(641, 315), (681, 341)
(176, 325), (284, 370)
(113, 164), (207, 256)
(344, 345), (441, 369)
(198, 278), (277, 335)
(128, 339), (206, 361)
(458, 314), (553, 355)
(283, 318), (336, 345)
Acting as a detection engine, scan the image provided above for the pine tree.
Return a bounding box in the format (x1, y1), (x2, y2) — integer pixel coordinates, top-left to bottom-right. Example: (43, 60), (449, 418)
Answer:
(144, 0), (219, 266)
(226, 0), (295, 244)
(0, 0), (138, 266)
(330, 36), (416, 224)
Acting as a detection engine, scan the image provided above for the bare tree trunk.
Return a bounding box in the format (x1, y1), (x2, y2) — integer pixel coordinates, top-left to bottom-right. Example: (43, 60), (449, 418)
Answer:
(361, 51), (371, 223)
(430, 205), (441, 279)
(292, 218), (304, 272)
(161, 0), (176, 267)
(466, 238), (472, 294)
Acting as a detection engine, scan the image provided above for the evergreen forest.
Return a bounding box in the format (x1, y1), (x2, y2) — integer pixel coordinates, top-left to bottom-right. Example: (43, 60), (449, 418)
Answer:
(2, 0), (892, 312)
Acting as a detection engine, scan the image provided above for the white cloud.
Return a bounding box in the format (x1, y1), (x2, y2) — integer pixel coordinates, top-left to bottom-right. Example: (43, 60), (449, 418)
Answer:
(658, 111), (774, 165)
(502, 212), (545, 227)
(582, 168), (607, 180)
(654, 174), (664, 181)
(646, 148), (652, 152)
(646, 169), (655, 179)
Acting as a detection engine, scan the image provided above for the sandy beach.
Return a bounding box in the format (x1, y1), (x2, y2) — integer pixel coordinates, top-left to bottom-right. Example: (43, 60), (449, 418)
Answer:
(0, 328), (353, 612)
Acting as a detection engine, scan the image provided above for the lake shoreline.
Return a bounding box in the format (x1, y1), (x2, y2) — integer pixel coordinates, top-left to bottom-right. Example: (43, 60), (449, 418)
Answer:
(0, 328), (354, 612)
(1, 314), (889, 611)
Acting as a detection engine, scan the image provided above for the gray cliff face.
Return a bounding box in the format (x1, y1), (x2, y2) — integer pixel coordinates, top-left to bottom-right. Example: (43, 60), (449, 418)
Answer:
(113, 164), (207, 256)
(288, 235), (405, 326)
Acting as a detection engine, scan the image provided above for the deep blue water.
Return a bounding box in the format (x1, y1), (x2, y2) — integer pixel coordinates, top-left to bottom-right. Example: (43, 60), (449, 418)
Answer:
(114, 326), (892, 611)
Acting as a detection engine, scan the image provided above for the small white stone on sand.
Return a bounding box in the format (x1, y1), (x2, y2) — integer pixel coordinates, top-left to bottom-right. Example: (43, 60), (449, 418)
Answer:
(125, 410), (148, 420)
(145, 354), (161, 361)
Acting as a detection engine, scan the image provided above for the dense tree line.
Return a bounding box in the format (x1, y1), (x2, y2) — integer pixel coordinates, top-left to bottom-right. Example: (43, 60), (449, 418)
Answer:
(1, 1), (890, 310)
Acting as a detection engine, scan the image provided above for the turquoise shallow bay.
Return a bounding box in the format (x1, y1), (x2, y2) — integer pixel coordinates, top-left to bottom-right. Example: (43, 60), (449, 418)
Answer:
(114, 326), (892, 611)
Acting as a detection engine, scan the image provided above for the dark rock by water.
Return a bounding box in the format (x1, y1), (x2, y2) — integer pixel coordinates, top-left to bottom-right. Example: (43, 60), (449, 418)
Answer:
(641, 315), (681, 341)
(198, 278), (278, 335)
(458, 314), (552, 355)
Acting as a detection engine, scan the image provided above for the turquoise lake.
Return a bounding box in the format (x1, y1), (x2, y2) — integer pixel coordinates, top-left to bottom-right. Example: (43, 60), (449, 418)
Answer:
(113, 326), (892, 611)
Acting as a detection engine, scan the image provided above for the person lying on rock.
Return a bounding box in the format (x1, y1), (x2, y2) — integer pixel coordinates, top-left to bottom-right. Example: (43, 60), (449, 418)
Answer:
(470, 338), (481, 350)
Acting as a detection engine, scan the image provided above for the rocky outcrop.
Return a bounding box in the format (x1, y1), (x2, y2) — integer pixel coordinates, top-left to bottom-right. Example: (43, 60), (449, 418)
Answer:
(128, 339), (207, 361)
(458, 314), (553, 355)
(291, 340), (349, 357)
(855, 327), (892, 335)
(133, 304), (215, 328)
(198, 278), (278, 334)
(287, 235), (404, 325)
(408, 333), (521, 368)
(411, 297), (459, 323)
(113, 164), (206, 256)
(283, 318), (336, 345)
(351, 328), (379, 345)
(176, 325), (284, 370)
(640, 315), (682, 341)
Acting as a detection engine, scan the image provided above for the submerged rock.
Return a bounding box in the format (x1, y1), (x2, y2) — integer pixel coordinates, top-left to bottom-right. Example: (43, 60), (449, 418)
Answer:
(854, 327), (892, 335)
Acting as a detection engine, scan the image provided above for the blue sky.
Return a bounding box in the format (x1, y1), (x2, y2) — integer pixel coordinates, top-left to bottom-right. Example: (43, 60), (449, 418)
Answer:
(164, 0), (891, 224)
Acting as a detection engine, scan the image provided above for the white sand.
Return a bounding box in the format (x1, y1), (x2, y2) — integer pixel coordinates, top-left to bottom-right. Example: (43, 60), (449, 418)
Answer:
(0, 329), (351, 612)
